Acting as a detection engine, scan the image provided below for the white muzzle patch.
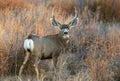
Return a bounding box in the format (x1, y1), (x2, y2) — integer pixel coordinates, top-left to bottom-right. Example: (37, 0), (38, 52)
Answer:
(62, 28), (69, 39)
(24, 39), (34, 52)
(64, 29), (69, 33)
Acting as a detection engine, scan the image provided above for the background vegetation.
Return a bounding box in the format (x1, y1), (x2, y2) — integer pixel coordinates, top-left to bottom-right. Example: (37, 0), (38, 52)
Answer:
(0, 0), (120, 81)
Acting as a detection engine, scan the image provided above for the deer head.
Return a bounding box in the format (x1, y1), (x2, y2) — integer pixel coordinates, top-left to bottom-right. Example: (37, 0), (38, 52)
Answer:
(50, 8), (79, 38)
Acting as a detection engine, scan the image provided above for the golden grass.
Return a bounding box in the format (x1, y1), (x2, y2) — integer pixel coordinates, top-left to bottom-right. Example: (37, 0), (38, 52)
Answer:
(0, 0), (28, 9)
(88, 0), (120, 22)
(0, 0), (120, 81)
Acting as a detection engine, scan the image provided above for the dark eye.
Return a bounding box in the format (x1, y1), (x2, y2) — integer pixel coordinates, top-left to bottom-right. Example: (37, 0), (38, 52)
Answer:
(60, 25), (69, 30)
(61, 27), (69, 30)
(67, 27), (69, 29)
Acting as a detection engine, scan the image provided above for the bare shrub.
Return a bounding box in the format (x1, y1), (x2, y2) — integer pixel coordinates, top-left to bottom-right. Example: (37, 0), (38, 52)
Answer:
(0, 0), (120, 81)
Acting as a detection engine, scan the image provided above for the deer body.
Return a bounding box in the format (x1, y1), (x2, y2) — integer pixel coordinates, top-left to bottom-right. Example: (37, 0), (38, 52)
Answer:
(26, 33), (68, 59)
(19, 8), (79, 79)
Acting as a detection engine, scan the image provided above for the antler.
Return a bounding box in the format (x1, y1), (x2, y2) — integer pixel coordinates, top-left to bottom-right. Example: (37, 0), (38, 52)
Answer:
(74, 7), (78, 18)
(51, 7), (55, 18)
(68, 7), (79, 27)
(50, 7), (61, 26)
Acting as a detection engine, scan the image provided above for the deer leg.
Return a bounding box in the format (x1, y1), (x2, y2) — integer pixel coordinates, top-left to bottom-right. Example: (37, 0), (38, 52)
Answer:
(19, 52), (30, 76)
(34, 56), (40, 79)
(53, 57), (58, 69)
(52, 51), (60, 69)
(52, 55), (59, 80)
(52, 54), (59, 72)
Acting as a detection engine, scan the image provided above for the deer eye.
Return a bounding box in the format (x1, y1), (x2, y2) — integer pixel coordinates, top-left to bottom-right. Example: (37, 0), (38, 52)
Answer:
(61, 26), (69, 30)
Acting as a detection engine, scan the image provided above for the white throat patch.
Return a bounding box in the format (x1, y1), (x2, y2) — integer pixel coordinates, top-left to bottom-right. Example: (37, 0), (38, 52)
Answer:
(63, 34), (69, 39)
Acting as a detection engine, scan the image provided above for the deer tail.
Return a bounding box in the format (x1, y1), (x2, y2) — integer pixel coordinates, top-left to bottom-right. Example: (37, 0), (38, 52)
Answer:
(24, 39), (34, 52)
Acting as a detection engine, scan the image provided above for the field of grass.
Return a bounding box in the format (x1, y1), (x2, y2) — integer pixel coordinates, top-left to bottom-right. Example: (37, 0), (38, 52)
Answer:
(0, 0), (120, 81)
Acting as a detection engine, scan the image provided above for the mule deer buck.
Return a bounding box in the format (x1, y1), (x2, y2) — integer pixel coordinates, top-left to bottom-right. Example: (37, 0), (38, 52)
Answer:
(19, 8), (79, 79)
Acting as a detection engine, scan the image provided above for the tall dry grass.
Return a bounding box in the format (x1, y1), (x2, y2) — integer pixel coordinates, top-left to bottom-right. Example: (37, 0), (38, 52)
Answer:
(0, 0), (120, 81)
(87, 0), (120, 22)
(0, 0), (28, 9)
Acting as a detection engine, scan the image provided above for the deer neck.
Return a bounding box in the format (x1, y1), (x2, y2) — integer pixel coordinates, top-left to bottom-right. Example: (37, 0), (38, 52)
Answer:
(58, 32), (69, 44)
(58, 32), (69, 38)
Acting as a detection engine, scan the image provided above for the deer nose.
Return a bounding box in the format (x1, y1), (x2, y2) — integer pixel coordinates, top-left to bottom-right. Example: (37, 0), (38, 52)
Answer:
(64, 32), (68, 34)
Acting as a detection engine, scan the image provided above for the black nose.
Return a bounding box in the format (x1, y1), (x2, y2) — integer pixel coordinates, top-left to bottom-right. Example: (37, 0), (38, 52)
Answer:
(64, 32), (68, 34)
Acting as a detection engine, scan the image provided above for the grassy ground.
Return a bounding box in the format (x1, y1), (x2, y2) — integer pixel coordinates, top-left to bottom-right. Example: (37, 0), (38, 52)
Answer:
(0, 0), (120, 81)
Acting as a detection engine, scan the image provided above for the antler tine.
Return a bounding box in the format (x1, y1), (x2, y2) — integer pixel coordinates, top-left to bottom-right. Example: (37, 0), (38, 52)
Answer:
(52, 7), (55, 18)
(50, 7), (55, 21)
(68, 7), (79, 27)
(74, 7), (78, 18)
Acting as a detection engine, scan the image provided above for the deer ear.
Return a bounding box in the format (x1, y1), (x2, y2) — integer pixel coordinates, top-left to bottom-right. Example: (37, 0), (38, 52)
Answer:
(50, 17), (61, 27)
(68, 17), (79, 27)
